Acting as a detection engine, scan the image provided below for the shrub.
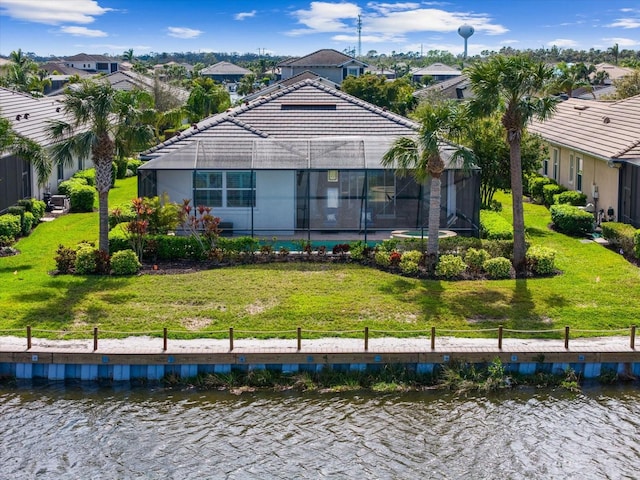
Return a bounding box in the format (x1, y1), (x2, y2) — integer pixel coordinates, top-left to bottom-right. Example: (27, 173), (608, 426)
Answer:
(115, 158), (128, 179)
(57, 178), (87, 196)
(435, 254), (467, 279)
(439, 235), (483, 255)
(374, 250), (391, 268)
(601, 222), (637, 256)
(554, 190), (587, 206)
(7, 205), (25, 220)
(32, 199), (46, 220)
(111, 249), (142, 275)
(0, 214), (21, 238)
(74, 245), (98, 274)
(349, 240), (368, 261)
(635, 231), (640, 259)
(464, 248), (490, 273)
(109, 203), (136, 229)
(543, 183), (566, 206)
(480, 210), (513, 240)
(108, 224), (130, 253)
(550, 204), (594, 236)
(153, 235), (205, 260)
(483, 257), (513, 279)
(332, 243), (350, 255)
(217, 236), (260, 253)
(72, 168), (96, 186)
(399, 250), (423, 275)
(526, 245), (557, 275)
(528, 176), (554, 203)
(0, 235), (15, 247)
(481, 239), (515, 259)
(127, 158), (143, 175)
(54, 244), (77, 274)
(69, 185), (96, 212)
(488, 199), (502, 212)
(21, 211), (35, 235)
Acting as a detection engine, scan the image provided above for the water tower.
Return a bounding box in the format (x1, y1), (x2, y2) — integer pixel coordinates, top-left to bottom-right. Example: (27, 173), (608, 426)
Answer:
(458, 24), (475, 60)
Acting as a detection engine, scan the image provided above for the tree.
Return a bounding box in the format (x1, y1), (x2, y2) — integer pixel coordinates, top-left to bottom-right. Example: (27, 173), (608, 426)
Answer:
(466, 55), (558, 277)
(123, 49), (135, 63)
(237, 73), (257, 96)
(0, 49), (49, 94)
(549, 62), (595, 98)
(382, 102), (473, 268)
(606, 70), (640, 99)
(341, 74), (416, 115)
(461, 114), (546, 207)
(47, 80), (149, 254)
(185, 77), (230, 122)
(608, 43), (619, 65)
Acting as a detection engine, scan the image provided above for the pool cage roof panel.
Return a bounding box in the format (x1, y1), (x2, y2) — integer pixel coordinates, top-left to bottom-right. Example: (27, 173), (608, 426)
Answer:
(139, 136), (473, 171)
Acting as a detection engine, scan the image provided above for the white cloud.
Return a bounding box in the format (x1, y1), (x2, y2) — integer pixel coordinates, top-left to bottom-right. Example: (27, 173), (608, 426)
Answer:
(547, 38), (578, 47)
(0, 0), (111, 25)
(167, 27), (203, 39)
(234, 10), (256, 21)
(288, 1), (361, 35)
(607, 18), (640, 28)
(288, 3), (507, 38)
(59, 25), (107, 37)
(89, 44), (151, 52)
(602, 37), (639, 47)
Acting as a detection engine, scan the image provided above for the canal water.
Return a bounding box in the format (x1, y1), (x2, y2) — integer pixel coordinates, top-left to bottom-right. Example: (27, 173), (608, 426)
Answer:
(1, 383), (639, 479)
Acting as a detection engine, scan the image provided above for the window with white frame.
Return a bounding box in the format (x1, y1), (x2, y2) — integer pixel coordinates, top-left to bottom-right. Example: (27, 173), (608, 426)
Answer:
(346, 67), (360, 78)
(552, 148), (559, 181)
(194, 171), (255, 208)
(569, 153), (574, 184)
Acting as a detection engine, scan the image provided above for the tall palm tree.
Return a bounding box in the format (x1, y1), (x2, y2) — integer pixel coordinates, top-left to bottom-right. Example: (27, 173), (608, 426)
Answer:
(47, 80), (148, 254)
(466, 55), (558, 277)
(608, 43), (619, 66)
(382, 101), (473, 268)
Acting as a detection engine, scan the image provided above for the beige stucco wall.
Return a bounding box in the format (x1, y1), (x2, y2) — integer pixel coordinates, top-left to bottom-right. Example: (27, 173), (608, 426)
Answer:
(545, 144), (619, 215)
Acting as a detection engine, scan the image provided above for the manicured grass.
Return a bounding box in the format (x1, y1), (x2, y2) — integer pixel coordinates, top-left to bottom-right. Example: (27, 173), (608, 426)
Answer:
(1, 180), (639, 340)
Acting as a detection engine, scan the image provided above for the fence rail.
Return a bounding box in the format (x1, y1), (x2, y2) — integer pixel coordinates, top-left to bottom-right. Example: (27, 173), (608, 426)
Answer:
(1, 324), (636, 352)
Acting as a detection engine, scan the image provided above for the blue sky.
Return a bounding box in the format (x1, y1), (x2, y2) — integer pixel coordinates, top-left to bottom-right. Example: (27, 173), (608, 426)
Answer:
(0, 0), (638, 58)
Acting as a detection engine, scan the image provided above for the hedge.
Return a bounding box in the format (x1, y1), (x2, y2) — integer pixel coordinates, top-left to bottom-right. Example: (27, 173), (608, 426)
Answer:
(72, 168), (96, 186)
(69, 185), (95, 212)
(57, 178), (88, 196)
(0, 214), (21, 238)
(480, 210), (513, 240)
(528, 176), (554, 203)
(554, 190), (587, 206)
(550, 204), (594, 236)
(543, 183), (566, 206)
(601, 222), (638, 257)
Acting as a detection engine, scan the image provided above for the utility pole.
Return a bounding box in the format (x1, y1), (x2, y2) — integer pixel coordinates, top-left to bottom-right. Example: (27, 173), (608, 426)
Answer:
(357, 15), (362, 57)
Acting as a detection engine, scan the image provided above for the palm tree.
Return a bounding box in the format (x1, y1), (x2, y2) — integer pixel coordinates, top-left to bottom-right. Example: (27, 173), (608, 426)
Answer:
(382, 102), (473, 269)
(123, 48), (135, 63)
(47, 80), (149, 254)
(608, 43), (619, 65)
(466, 55), (558, 277)
(549, 62), (594, 98)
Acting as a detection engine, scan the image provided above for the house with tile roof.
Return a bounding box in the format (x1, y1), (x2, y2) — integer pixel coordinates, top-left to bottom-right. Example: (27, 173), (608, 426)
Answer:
(63, 53), (119, 74)
(138, 78), (480, 240)
(528, 95), (640, 227)
(200, 61), (252, 83)
(411, 63), (462, 84)
(0, 87), (92, 213)
(277, 49), (367, 85)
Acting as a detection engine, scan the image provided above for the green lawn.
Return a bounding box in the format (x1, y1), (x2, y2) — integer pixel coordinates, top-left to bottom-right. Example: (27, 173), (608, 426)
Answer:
(1, 179), (639, 340)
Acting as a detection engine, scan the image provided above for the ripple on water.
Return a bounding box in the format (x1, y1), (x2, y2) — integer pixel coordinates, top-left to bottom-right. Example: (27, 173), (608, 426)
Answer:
(0, 385), (639, 479)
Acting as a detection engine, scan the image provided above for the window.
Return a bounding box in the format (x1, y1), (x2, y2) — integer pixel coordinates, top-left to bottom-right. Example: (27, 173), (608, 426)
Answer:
(552, 148), (559, 181)
(569, 154), (574, 184)
(78, 157), (84, 171)
(543, 159), (549, 176)
(57, 162), (64, 182)
(576, 157), (583, 191)
(344, 67), (360, 79)
(194, 171), (255, 208)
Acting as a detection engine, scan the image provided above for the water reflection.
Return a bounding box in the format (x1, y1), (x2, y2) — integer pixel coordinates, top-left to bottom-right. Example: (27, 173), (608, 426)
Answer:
(1, 384), (639, 479)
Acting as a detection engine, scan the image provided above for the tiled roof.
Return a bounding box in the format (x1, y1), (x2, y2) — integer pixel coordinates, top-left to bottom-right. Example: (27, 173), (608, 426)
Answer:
(104, 70), (190, 101)
(277, 49), (367, 68)
(142, 78), (418, 162)
(64, 53), (115, 63)
(242, 71), (340, 102)
(528, 95), (640, 162)
(0, 87), (70, 146)
(40, 62), (90, 76)
(414, 75), (470, 100)
(412, 63), (462, 76)
(200, 61), (252, 75)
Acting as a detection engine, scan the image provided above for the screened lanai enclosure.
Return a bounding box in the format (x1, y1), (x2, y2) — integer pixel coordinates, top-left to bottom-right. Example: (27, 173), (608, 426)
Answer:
(139, 137), (480, 242)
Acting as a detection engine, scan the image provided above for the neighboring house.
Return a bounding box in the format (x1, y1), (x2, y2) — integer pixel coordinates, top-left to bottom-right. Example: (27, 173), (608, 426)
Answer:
(414, 75), (471, 101)
(40, 61), (90, 94)
(593, 63), (635, 85)
(528, 95), (640, 227)
(411, 63), (462, 83)
(242, 71), (340, 103)
(63, 53), (119, 74)
(0, 87), (92, 213)
(138, 79), (480, 240)
(103, 70), (190, 103)
(364, 67), (397, 79)
(277, 49), (367, 85)
(200, 61), (252, 83)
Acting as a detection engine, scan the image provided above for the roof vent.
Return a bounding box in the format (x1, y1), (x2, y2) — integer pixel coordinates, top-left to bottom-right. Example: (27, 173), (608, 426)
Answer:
(56, 107), (61, 112)
(573, 105), (588, 111)
(15, 114), (21, 121)
(24, 113), (29, 119)
(602, 116), (610, 124)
